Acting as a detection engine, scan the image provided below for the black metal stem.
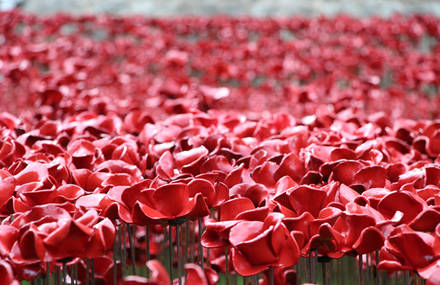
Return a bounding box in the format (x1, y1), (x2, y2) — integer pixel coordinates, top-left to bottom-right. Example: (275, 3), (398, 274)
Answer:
(45, 263), (50, 285)
(176, 224), (182, 285)
(198, 218), (204, 270)
(169, 225), (174, 282)
(146, 225), (150, 279)
(113, 230), (118, 285)
(91, 259), (95, 285)
(268, 266), (274, 285)
(225, 246), (229, 285)
(86, 259), (90, 285)
(127, 224), (137, 275)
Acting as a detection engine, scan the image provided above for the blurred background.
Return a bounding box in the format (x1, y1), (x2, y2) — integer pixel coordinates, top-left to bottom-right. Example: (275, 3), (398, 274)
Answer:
(1, 0), (440, 16)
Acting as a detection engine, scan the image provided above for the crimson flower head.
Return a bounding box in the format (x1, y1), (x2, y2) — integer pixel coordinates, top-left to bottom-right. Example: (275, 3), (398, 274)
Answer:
(131, 182), (210, 225)
(229, 212), (300, 276)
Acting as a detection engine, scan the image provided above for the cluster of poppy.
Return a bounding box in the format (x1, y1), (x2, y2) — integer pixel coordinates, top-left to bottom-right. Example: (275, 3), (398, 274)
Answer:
(0, 10), (440, 285)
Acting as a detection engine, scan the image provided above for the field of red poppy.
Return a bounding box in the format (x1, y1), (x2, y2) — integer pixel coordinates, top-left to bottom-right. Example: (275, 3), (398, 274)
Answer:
(0, 10), (440, 285)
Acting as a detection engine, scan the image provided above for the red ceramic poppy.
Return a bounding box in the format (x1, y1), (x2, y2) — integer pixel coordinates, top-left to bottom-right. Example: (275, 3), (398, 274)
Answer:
(132, 183), (209, 225)
(229, 213), (300, 276)
(377, 191), (425, 224)
(2, 11), (440, 284)
(0, 260), (20, 285)
(178, 263), (219, 285)
(388, 231), (437, 269)
(274, 185), (327, 218)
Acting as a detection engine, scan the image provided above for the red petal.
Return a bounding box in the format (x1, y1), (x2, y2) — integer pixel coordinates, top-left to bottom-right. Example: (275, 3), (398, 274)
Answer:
(0, 225), (18, 256)
(187, 193), (210, 220)
(283, 211), (314, 236)
(236, 207), (269, 222)
(0, 260), (19, 285)
(213, 182), (229, 208)
(334, 213), (376, 248)
(123, 276), (150, 285)
(251, 161), (278, 187)
(377, 191), (424, 224)
(331, 160), (363, 185)
(14, 162), (49, 185)
(274, 176), (297, 197)
(231, 247), (269, 276)
(418, 259), (440, 284)
(18, 229), (45, 261)
(330, 148), (356, 161)
(338, 184), (359, 205)
(271, 221), (300, 267)
(132, 201), (167, 225)
(427, 130), (440, 157)
(188, 179), (216, 208)
(353, 226), (384, 254)
(57, 184), (85, 201)
(183, 263), (210, 285)
(72, 169), (107, 192)
(156, 151), (175, 180)
(289, 185), (327, 217)
(389, 232), (435, 268)
(274, 153), (305, 182)
(229, 221), (265, 246)
(409, 208), (440, 232)
(230, 183), (267, 207)
(353, 166), (386, 189)
(76, 194), (106, 209)
(201, 220), (240, 248)
(425, 166), (440, 186)
(102, 201), (133, 223)
(174, 146), (208, 168)
(43, 218), (72, 246)
(147, 260), (170, 285)
(120, 180), (151, 209)
(219, 197), (255, 221)
(0, 172), (15, 208)
(153, 183), (189, 217)
(76, 209), (99, 226)
(68, 140), (96, 169)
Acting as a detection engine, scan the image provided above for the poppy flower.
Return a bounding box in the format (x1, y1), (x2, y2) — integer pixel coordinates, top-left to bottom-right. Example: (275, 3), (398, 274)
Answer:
(9, 205), (115, 262)
(387, 230), (437, 269)
(3, 11), (440, 284)
(148, 260), (171, 285)
(352, 226), (385, 254)
(229, 213), (300, 276)
(177, 263), (219, 285)
(188, 178), (229, 209)
(260, 266), (296, 285)
(174, 146), (209, 173)
(230, 183), (267, 207)
(201, 198), (265, 248)
(418, 259), (440, 285)
(123, 260), (170, 285)
(0, 170), (15, 210)
(274, 185), (327, 218)
(132, 183), (209, 225)
(352, 166), (387, 189)
(377, 191), (425, 224)
(306, 222), (344, 256)
(67, 139), (100, 169)
(0, 260), (20, 285)
(0, 224), (17, 257)
(332, 212), (377, 253)
(330, 160), (363, 186)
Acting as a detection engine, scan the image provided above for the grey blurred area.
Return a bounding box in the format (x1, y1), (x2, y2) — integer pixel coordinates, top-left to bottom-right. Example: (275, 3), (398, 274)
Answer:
(1, 0), (24, 10)
(6, 0), (440, 16)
